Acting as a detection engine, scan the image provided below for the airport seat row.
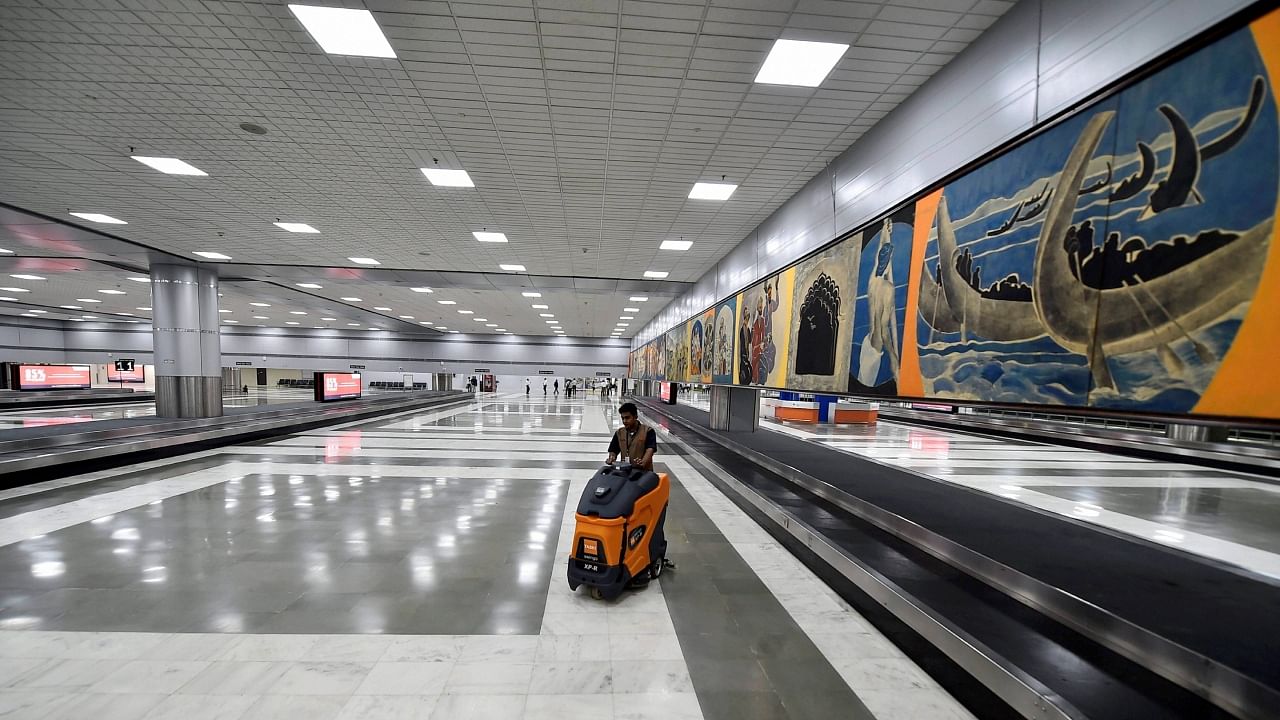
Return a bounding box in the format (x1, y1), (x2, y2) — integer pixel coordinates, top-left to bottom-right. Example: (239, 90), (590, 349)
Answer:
(368, 381), (430, 390)
(276, 378), (315, 388)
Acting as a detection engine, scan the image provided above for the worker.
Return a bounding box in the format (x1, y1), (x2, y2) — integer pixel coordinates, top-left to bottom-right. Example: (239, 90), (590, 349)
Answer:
(605, 402), (656, 471)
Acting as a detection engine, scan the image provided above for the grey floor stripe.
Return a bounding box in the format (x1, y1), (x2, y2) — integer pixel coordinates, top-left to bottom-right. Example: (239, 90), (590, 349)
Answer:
(659, 466), (874, 720)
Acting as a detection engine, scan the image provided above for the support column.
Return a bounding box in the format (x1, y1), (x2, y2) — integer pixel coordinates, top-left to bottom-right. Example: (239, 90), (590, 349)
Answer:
(151, 264), (222, 418)
(709, 385), (759, 432)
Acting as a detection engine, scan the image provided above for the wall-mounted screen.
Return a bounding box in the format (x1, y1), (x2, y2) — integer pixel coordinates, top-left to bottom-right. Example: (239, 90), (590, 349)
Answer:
(315, 372), (362, 402)
(14, 364), (92, 390)
(107, 366), (146, 383)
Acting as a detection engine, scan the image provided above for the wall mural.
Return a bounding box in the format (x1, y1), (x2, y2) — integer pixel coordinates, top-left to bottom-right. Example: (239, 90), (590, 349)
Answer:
(665, 324), (688, 384)
(629, 9), (1280, 421)
(695, 307), (715, 383)
(786, 238), (860, 392)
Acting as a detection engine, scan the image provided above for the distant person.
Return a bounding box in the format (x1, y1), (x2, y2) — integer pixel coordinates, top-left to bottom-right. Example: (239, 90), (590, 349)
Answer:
(543, 379), (548, 396)
(554, 379), (560, 396)
(525, 378), (530, 396)
(606, 402), (656, 470)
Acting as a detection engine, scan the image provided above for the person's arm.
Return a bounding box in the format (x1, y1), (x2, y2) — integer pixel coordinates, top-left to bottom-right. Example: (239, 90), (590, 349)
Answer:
(639, 428), (657, 467)
(606, 434), (620, 464)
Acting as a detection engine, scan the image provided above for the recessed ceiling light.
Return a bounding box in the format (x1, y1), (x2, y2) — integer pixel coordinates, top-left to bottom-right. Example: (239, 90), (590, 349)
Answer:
(448, 330), (460, 334)
(620, 316), (634, 320)
(224, 319), (239, 323)
(522, 292), (542, 299)
(495, 328), (506, 332)
(296, 283), (323, 289)
(75, 298), (102, 303)
(660, 240), (692, 251)
(321, 317), (336, 321)
(253, 316), (269, 320)
(0, 297), (16, 301)
(60, 305), (82, 309)
(132, 156), (207, 176)
(755, 38), (849, 87)
(341, 297), (362, 302)
(410, 287), (433, 293)
(10, 274), (44, 280)
(0, 249), (13, 254)
(348, 257), (380, 265)
(643, 271), (669, 279)
(473, 318), (488, 322)
(458, 310), (474, 315)
(250, 302), (270, 307)
(0, 287), (29, 292)
(374, 306), (392, 311)
(193, 251), (231, 260)
(128, 277), (150, 283)
(499, 264), (526, 272)
(539, 313), (554, 318)
(545, 320), (558, 324)
(485, 323), (497, 327)
(399, 315), (414, 319)
(473, 231), (508, 243)
(529, 304), (547, 310)
(290, 311), (307, 315)
(28, 309), (46, 314)
(623, 307), (639, 312)
(421, 168), (474, 187)
(629, 296), (648, 302)
(98, 289), (126, 295)
(274, 222), (319, 233)
(288, 4), (396, 58)
(419, 321), (433, 325)
(218, 309), (233, 314)
(437, 300), (456, 305)
(70, 212), (127, 224)
(688, 182), (736, 200)
(347, 323), (361, 326)
(286, 321), (300, 325)
(617, 323), (630, 327)
(437, 326), (448, 330)
(137, 306), (151, 310)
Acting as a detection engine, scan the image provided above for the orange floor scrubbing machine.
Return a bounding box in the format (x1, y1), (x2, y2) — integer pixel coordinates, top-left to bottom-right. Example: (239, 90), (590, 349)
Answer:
(568, 463), (672, 600)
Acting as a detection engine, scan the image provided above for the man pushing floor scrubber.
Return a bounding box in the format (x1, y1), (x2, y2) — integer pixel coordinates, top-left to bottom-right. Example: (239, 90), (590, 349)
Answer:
(568, 403), (673, 600)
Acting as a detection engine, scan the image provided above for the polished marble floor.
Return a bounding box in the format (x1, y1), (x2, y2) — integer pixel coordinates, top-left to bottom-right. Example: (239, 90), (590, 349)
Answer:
(0, 393), (975, 720)
(0, 389), (319, 430)
(683, 393), (1280, 580)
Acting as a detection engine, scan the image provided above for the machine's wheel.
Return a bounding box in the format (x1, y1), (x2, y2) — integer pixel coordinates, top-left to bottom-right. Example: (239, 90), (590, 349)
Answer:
(589, 587), (605, 601)
(650, 556), (665, 579)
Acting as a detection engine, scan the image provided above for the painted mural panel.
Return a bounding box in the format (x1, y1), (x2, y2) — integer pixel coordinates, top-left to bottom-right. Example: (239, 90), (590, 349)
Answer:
(665, 324), (688, 383)
(915, 16), (1279, 415)
(851, 206), (915, 396)
(712, 298), (737, 385)
(654, 336), (666, 382)
(786, 236), (860, 392)
(736, 269), (795, 387)
(691, 307), (714, 383)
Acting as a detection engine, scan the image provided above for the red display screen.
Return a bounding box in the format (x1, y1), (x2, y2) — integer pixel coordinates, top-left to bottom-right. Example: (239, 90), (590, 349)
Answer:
(659, 382), (673, 403)
(317, 372), (362, 401)
(107, 366), (146, 383)
(16, 365), (92, 390)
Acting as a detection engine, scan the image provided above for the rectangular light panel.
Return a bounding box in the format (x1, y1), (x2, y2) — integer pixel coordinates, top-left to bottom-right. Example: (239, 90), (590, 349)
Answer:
(474, 232), (508, 243)
(193, 251), (231, 260)
(348, 257), (380, 265)
(755, 39), (849, 87)
(421, 169), (474, 187)
(688, 182), (737, 200)
(274, 222), (319, 233)
(660, 240), (692, 251)
(499, 264), (526, 272)
(132, 156), (207, 176)
(643, 271), (669, 279)
(70, 212), (126, 224)
(410, 287), (433, 293)
(288, 5), (396, 58)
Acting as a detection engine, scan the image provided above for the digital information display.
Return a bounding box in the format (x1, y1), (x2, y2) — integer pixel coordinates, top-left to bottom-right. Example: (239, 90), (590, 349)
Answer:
(15, 365), (92, 390)
(315, 372), (362, 402)
(659, 381), (677, 404)
(107, 366), (146, 383)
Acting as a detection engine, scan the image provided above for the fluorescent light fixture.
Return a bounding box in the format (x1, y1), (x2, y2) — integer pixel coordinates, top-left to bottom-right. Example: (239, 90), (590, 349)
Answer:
(128, 277), (150, 283)
(437, 326), (448, 330)
(473, 231), (508, 243)
(419, 321), (433, 325)
(288, 4), (396, 58)
(10, 274), (44, 280)
(70, 212), (126, 224)
(643, 271), (669, 279)
(399, 315), (414, 319)
(132, 156), (207, 175)
(522, 292), (541, 298)
(545, 320), (558, 324)
(437, 300), (457, 305)
(499, 264), (526, 272)
(218, 309), (233, 314)
(755, 38), (849, 87)
(348, 323), (361, 326)
(348, 257), (380, 265)
(224, 319), (239, 323)
(531, 304), (549, 309)
(616, 323), (630, 327)
(410, 287), (433, 293)
(28, 309), (46, 314)
(485, 323), (497, 327)
(290, 311), (307, 315)
(250, 302), (270, 307)
(660, 240), (693, 251)
(0, 297), (16, 301)
(448, 330), (459, 334)
(75, 298), (102, 303)
(624, 307), (639, 312)
(321, 317), (336, 321)
(253, 316), (269, 320)
(629, 296), (648, 302)
(296, 283), (322, 289)
(374, 306), (392, 311)
(341, 297), (362, 302)
(137, 306), (151, 310)
(274, 222), (319, 233)
(688, 182), (737, 200)
(495, 328), (506, 332)
(60, 305), (81, 309)
(81, 315), (98, 319)
(98, 289), (126, 295)
(458, 310), (474, 315)
(474, 318), (487, 322)
(0, 249), (12, 254)
(286, 321), (300, 325)
(539, 313), (554, 318)
(620, 316), (634, 320)
(0, 288), (28, 292)
(421, 169), (474, 187)
(193, 251), (231, 260)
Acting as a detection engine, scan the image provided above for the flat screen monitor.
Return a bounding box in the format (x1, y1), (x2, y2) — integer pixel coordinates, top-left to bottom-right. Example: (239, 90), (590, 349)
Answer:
(315, 372), (362, 402)
(14, 364), (92, 390)
(107, 365), (146, 383)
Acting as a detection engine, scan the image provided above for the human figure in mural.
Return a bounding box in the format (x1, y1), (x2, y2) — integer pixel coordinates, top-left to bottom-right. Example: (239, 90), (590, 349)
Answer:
(795, 272), (840, 375)
(738, 306), (753, 383)
(748, 280), (780, 383)
(689, 323), (703, 378)
(859, 219), (901, 387)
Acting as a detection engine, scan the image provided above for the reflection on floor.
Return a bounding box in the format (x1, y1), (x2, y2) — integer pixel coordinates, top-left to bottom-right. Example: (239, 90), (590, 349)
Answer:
(0, 393), (977, 719)
(682, 393), (1280, 580)
(0, 389), (329, 429)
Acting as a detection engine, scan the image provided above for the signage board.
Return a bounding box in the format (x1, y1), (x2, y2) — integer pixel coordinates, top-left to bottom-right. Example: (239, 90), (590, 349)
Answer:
(538, 370), (555, 375)
(315, 372), (362, 402)
(349, 364), (366, 370)
(473, 368), (491, 373)
(595, 372), (611, 377)
(107, 365), (146, 383)
(15, 365), (92, 391)
(235, 361), (253, 366)
(659, 381), (674, 403)
(114, 359), (135, 371)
